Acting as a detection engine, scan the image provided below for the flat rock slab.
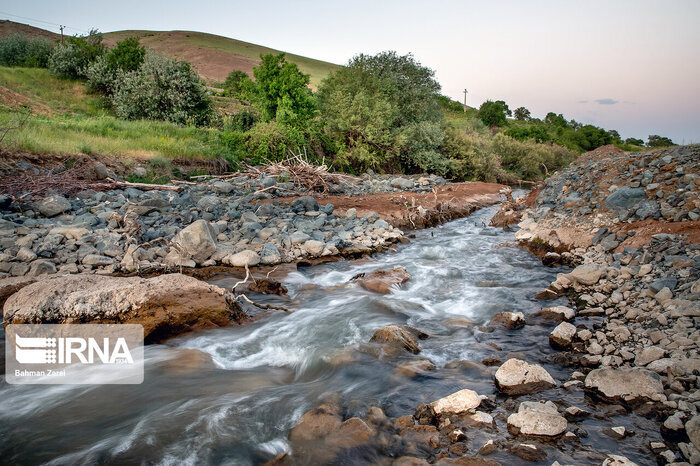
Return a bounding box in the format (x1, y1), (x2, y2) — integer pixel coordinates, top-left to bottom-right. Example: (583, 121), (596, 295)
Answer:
(507, 401), (567, 437)
(495, 358), (556, 395)
(358, 267), (411, 294)
(584, 367), (664, 404)
(3, 273), (245, 343)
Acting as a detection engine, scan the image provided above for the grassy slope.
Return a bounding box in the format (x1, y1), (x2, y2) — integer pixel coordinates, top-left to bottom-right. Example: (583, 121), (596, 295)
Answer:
(103, 30), (340, 88)
(0, 67), (232, 161)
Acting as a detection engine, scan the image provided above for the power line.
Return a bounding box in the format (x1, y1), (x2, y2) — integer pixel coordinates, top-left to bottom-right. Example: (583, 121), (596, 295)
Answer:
(0, 10), (89, 34)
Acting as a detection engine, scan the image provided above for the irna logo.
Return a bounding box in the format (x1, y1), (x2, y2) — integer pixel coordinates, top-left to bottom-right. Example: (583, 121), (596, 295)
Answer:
(15, 335), (134, 365)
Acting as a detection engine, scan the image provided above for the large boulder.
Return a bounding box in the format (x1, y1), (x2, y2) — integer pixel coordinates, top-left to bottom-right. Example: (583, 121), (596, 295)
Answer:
(605, 186), (647, 214)
(3, 273), (246, 343)
(358, 267), (411, 294)
(531, 305), (575, 323)
(0, 276), (38, 310)
(172, 220), (217, 264)
(584, 367), (664, 404)
(429, 389), (482, 416)
(224, 250), (261, 267)
(34, 195), (71, 217)
(495, 358), (556, 395)
(507, 401), (567, 437)
(370, 325), (423, 354)
(291, 196), (319, 212)
(566, 263), (605, 286)
(686, 416), (700, 450)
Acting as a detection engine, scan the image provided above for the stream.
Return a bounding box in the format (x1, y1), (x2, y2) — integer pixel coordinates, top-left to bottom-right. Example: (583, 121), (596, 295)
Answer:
(0, 202), (663, 465)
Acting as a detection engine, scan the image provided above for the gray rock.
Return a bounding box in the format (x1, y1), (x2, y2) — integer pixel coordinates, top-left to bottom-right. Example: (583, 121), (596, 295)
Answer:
(605, 186), (646, 215)
(212, 181), (234, 194)
(27, 260), (57, 277)
(172, 220), (218, 263)
(197, 195), (220, 212)
(260, 243), (281, 265)
(291, 196), (319, 212)
(650, 277), (677, 293)
(390, 178), (414, 190)
(224, 250), (260, 267)
(81, 254), (115, 266)
(302, 240), (325, 256)
(567, 263), (605, 286)
(132, 166), (147, 177)
(34, 195), (71, 217)
(15, 247), (37, 262)
(584, 367), (664, 404)
(634, 346), (665, 366)
(686, 416), (700, 450)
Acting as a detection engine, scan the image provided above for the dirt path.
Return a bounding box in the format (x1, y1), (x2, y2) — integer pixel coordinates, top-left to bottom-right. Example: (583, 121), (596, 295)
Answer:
(277, 182), (507, 230)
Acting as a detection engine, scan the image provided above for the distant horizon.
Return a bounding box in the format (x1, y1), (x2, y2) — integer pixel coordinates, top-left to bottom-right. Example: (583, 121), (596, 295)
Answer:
(1, 0), (699, 144)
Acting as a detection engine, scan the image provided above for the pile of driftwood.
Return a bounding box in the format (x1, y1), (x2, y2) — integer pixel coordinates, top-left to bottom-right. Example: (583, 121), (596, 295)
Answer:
(245, 150), (359, 193)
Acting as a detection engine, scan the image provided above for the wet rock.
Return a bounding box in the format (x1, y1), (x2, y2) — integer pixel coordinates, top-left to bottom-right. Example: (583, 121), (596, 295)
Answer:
(531, 305), (575, 323)
(324, 417), (376, 448)
(489, 311), (525, 329)
(396, 359), (436, 377)
(172, 219), (217, 264)
(507, 401), (567, 437)
(358, 267), (411, 294)
(34, 195), (71, 217)
(549, 321), (577, 349)
(370, 325), (422, 354)
(288, 404), (342, 442)
(401, 424), (439, 452)
(509, 443), (547, 462)
(3, 273), (245, 343)
(392, 457), (429, 466)
(603, 426), (628, 439)
(429, 389), (481, 416)
(478, 440), (496, 455)
(495, 358), (556, 395)
(584, 367), (664, 404)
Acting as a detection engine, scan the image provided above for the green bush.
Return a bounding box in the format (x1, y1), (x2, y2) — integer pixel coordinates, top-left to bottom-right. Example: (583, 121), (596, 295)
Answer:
(85, 55), (119, 95)
(491, 133), (575, 180)
(504, 124), (550, 143)
(513, 107), (531, 121)
(246, 53), (316, 128)
(222, 70), (250, 98)
(625, 137), (644, 146)
(48, 30), (105, 79)
(647, 134), (675, 147)
(245, 120), (307, 164)
(318, 51), (445, 174)
(111, 52), (212, 126)
(106, 37), (145, 72)
(0, 34), (54, 67)
(225, 108), (258, 132)
(477, 100), (510, 127)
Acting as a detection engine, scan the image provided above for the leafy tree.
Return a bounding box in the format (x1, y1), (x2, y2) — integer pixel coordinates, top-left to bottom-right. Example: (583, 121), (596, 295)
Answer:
(106, 37), (145, 72)
(246, 53), (315, 127)
(478, 100), (510, 127)
(505, 124), (550, 143)
(647, 135), (675, 147)
(48, 29), (105, 79)
(317, 51), (445, 173)
(607, 129), (621, 142)
(513, 107), (531, 121)
(222, 70), (251, 98)
(544, 112), (569, 128)
(625, 137), (644, 146)
(112, 52), (212, 126)
(0, 34), (54, 67)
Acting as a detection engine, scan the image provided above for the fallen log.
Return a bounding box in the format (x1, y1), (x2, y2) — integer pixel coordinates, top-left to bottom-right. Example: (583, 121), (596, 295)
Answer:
(105, 178), (183, 192)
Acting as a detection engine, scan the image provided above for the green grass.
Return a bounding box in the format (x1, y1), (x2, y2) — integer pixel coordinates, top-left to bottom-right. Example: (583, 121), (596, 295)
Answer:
(0, 66), (105, 115)
(0, 109), (235, 161)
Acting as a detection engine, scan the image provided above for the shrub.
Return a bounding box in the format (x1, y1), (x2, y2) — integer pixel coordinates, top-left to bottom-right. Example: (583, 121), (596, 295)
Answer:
(105, 37), (145, 72)
(318, 51), (444, 173)
(647, 135), (675, 147)
(111, 52), (212, 126)
(477, 100), (510, 127)
(245, 120), (307, 164)
(48, 30), (105, 79)
(505, 125), (550, 143)
(491, 133), (576, 180)
(0, 34), (54, 67)
(625, 137), (644, 146)
(246, 54), (316, 128)
(222, 70), (250, 98)
(85, 55), (119, 95)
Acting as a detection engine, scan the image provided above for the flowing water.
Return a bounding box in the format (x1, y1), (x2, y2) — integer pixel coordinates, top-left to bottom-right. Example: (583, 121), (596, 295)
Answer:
(0, 203), (663, 465)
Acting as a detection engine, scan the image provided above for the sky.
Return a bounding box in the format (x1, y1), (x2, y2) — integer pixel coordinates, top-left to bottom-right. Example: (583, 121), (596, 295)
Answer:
(2, 0), (699, 143)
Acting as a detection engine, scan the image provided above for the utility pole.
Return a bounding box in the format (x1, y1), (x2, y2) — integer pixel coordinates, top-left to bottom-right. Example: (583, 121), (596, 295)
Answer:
(463, 88), (468, 112)
(59, 25), (64, 44)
